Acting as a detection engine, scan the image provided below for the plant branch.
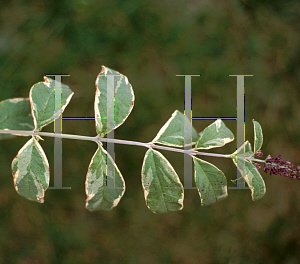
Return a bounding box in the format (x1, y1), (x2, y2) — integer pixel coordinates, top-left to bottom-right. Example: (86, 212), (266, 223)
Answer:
(0, 129), (232, 159)
(0, 129), (97, 142)
(250, 158), (265, 163)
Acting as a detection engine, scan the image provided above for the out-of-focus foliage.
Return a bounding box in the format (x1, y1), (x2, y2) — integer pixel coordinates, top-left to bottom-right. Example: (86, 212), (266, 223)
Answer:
(0, 0), (300, 263)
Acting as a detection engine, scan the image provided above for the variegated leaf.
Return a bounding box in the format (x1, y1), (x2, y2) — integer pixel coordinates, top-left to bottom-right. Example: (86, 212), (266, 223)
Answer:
(85, 145), (125, 211)
(195, 119), (234, 149)
(30, 77), (73, 130)
(193, 157), (228, 206)
(95, 66), (134, 137)
(11, 137), (50, 203)
(152, 110), (199, 147)
(141, 148), (184, 214)
(0, 98), (34, 140)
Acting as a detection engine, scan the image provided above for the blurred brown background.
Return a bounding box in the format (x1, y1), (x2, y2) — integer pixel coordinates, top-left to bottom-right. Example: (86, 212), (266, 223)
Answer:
(0, 0), (300, 263)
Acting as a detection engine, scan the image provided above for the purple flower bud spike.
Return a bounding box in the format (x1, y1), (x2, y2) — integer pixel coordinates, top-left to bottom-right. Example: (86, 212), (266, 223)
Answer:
(263, 154), (300, 180)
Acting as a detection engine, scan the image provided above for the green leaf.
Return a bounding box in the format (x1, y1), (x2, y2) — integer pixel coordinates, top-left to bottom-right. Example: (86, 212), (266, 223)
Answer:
(152, 110), (199, 147)
(253, 120), (263, 153)
(0, 98), (34, 140)
(230, 141), (265, 200)
(141, 148), (184, 214)
(85, 145), (125, 211)
(95, 66), (134, 137)
(30, 77), (74, 130)
(193, 157), (228, 206)
(231, 140), (254, 159)
(11, 137), (50, 203)
(230, 141), (253, 182)
(232, 157), (266, 201)
(195, 119), (234, 149)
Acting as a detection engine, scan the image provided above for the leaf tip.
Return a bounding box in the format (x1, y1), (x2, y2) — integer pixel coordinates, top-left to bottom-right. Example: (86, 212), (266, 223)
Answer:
(43, 75), (50, 82)
(100, 65), (107, 74)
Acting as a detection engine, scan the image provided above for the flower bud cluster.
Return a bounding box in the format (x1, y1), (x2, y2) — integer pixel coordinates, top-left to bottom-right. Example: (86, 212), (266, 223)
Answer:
(252, 150), (263, 170)
(259, 151), (300, 180)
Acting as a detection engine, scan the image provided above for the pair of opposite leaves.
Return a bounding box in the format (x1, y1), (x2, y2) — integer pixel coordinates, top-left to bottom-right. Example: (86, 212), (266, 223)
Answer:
(2, 66), (133, 207)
